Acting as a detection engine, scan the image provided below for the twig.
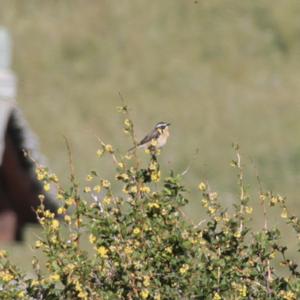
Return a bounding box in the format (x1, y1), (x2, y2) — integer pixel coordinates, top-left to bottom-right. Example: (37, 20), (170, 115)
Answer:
(95, 135), (119, 165)
(63, 136), (80, 246)
(194, 219), (207, 229)
(181, 148), (200, 176)
(249, 156), (272, 292)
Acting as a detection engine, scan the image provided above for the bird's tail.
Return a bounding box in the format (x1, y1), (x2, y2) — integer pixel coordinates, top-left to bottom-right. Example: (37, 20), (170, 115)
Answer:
(127, 144), (140, 153)
(127, 146), (135, 152)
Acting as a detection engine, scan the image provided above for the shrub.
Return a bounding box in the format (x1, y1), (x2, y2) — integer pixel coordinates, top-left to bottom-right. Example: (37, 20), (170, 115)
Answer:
(0, 107), (299, 299)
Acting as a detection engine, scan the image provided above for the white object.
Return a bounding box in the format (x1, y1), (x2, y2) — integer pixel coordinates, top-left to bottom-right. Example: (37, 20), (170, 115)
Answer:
(0, 71), (16, 100)
(0, 27), (11, 69)
(0, 27), (16, 164)
(0, 27), (16, 100)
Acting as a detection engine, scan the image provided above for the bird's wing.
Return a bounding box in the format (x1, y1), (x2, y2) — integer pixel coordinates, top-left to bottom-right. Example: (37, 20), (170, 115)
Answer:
(138, 128), (160, 146)
(128, 128), (160, 152)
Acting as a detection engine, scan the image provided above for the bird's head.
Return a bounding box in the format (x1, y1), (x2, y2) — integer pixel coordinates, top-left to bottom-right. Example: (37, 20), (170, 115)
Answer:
(155, 121), (171, 137)
(155, 121), (171, 130)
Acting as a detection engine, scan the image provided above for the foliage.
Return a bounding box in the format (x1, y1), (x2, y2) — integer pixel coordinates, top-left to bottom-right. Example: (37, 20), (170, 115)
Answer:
(0, 110), (300, 299)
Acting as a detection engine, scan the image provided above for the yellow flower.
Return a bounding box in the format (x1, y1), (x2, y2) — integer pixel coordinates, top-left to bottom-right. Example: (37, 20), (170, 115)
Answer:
(190, 238), (197, 245)
(65, 263), (75, 272)
(209, 192), (218, 200)
(124, 246), (133, 255)
(50, 235), (58, 244)
(130, 185), (138, 193)
(281, 208), (288, 219)
(97, 246), (108, 258)
(31, 279), (39, 286)
(44, 210), (55, 218)
(181, 231), (188, 239)
(64, 215), (71, 224)
(143, 275), (150, 287)
(57, 192), (64, 200)
(102, 180), (111, 188)
(208, 206), (216, 214)
(198, 182), (207, 191)
(74, 280), (87, 299)
(78, 290), (88, 300)
(1, 271), (14, 282)
(44, 183), (50, 192)
(109, 245), (116, 252)
(35, 241), (43, 249)
(199, 238), (206, 245)
(151, 170), (161, 182)
(154, 293), (161, 300)
(96, 149), (104, 157)
(133, 227), (141, 235)
(214, 216), (221, 222)
(105, 144), (113, 153)
(149, 161), (158, 171)
(234, 231), (241, 238)
(0, 250), (7, 258)
(36, 168), (46, 181)
(89, 234), (96, 244)
(161, 208), (167, 215)
(57, 207), (66, 215)
(125, 154), (132, 160)
(280, 290), (296, 300)
(66, 197), (75, 206)
(270, 196), (278, 205)
(37, 173), (45, 181)
(49, 174), (59, 183)
(49, 273), (60, 282)
(140, 289), (149, 299)
(118, 162), (124, 169)
(148, 202), (160, 209)
(201, 198), (208, 208)
(143, 224), (151, 231)
(259, 194), (266, 201)
(51, 219), (60, 230)
(245, 206), (253, 214)
(103, 196), (111, 205)
(140, 185), (151, 193)
(240, 284), (247, 297)
(86, 175), (93, 181)
(84, 186), (91, 193)
(213, 292), (222, 300)
(124, 118), (131, 128)
(179, 264), (190, 274)
(118, 173), (129, 181)
(165, 246), (172, 254)
(223, 213), (230, 222)
(90, 185), (99, 193)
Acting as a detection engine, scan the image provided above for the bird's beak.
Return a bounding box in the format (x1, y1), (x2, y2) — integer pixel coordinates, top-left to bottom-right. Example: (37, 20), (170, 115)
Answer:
(167, 123), (171, 126)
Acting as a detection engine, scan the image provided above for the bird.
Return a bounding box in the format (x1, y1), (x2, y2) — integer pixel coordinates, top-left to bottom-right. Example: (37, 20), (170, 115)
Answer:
(129, 121), (171, 152)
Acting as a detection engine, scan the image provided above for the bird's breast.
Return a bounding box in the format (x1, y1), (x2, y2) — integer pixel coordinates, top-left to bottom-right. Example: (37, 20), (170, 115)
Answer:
(157, 134), (168, 148)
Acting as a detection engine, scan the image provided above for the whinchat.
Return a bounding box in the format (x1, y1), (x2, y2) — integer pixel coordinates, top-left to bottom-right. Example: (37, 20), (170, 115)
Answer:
(129, 121), (171, 151)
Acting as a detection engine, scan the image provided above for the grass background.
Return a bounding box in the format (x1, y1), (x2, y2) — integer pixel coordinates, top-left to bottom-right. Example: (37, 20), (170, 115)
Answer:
(1, 0), (300, 270)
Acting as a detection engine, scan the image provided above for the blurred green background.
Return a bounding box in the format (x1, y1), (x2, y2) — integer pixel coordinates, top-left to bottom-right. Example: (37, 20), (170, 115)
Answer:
(1, 0), (300, 269)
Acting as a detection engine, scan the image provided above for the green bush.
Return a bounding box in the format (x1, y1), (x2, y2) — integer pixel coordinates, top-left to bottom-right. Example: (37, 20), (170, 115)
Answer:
(0, 108), (300, 299)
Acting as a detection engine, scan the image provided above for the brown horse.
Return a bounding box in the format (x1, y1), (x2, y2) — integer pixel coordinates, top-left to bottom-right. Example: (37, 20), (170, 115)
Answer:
(0, 114), (57, 241)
